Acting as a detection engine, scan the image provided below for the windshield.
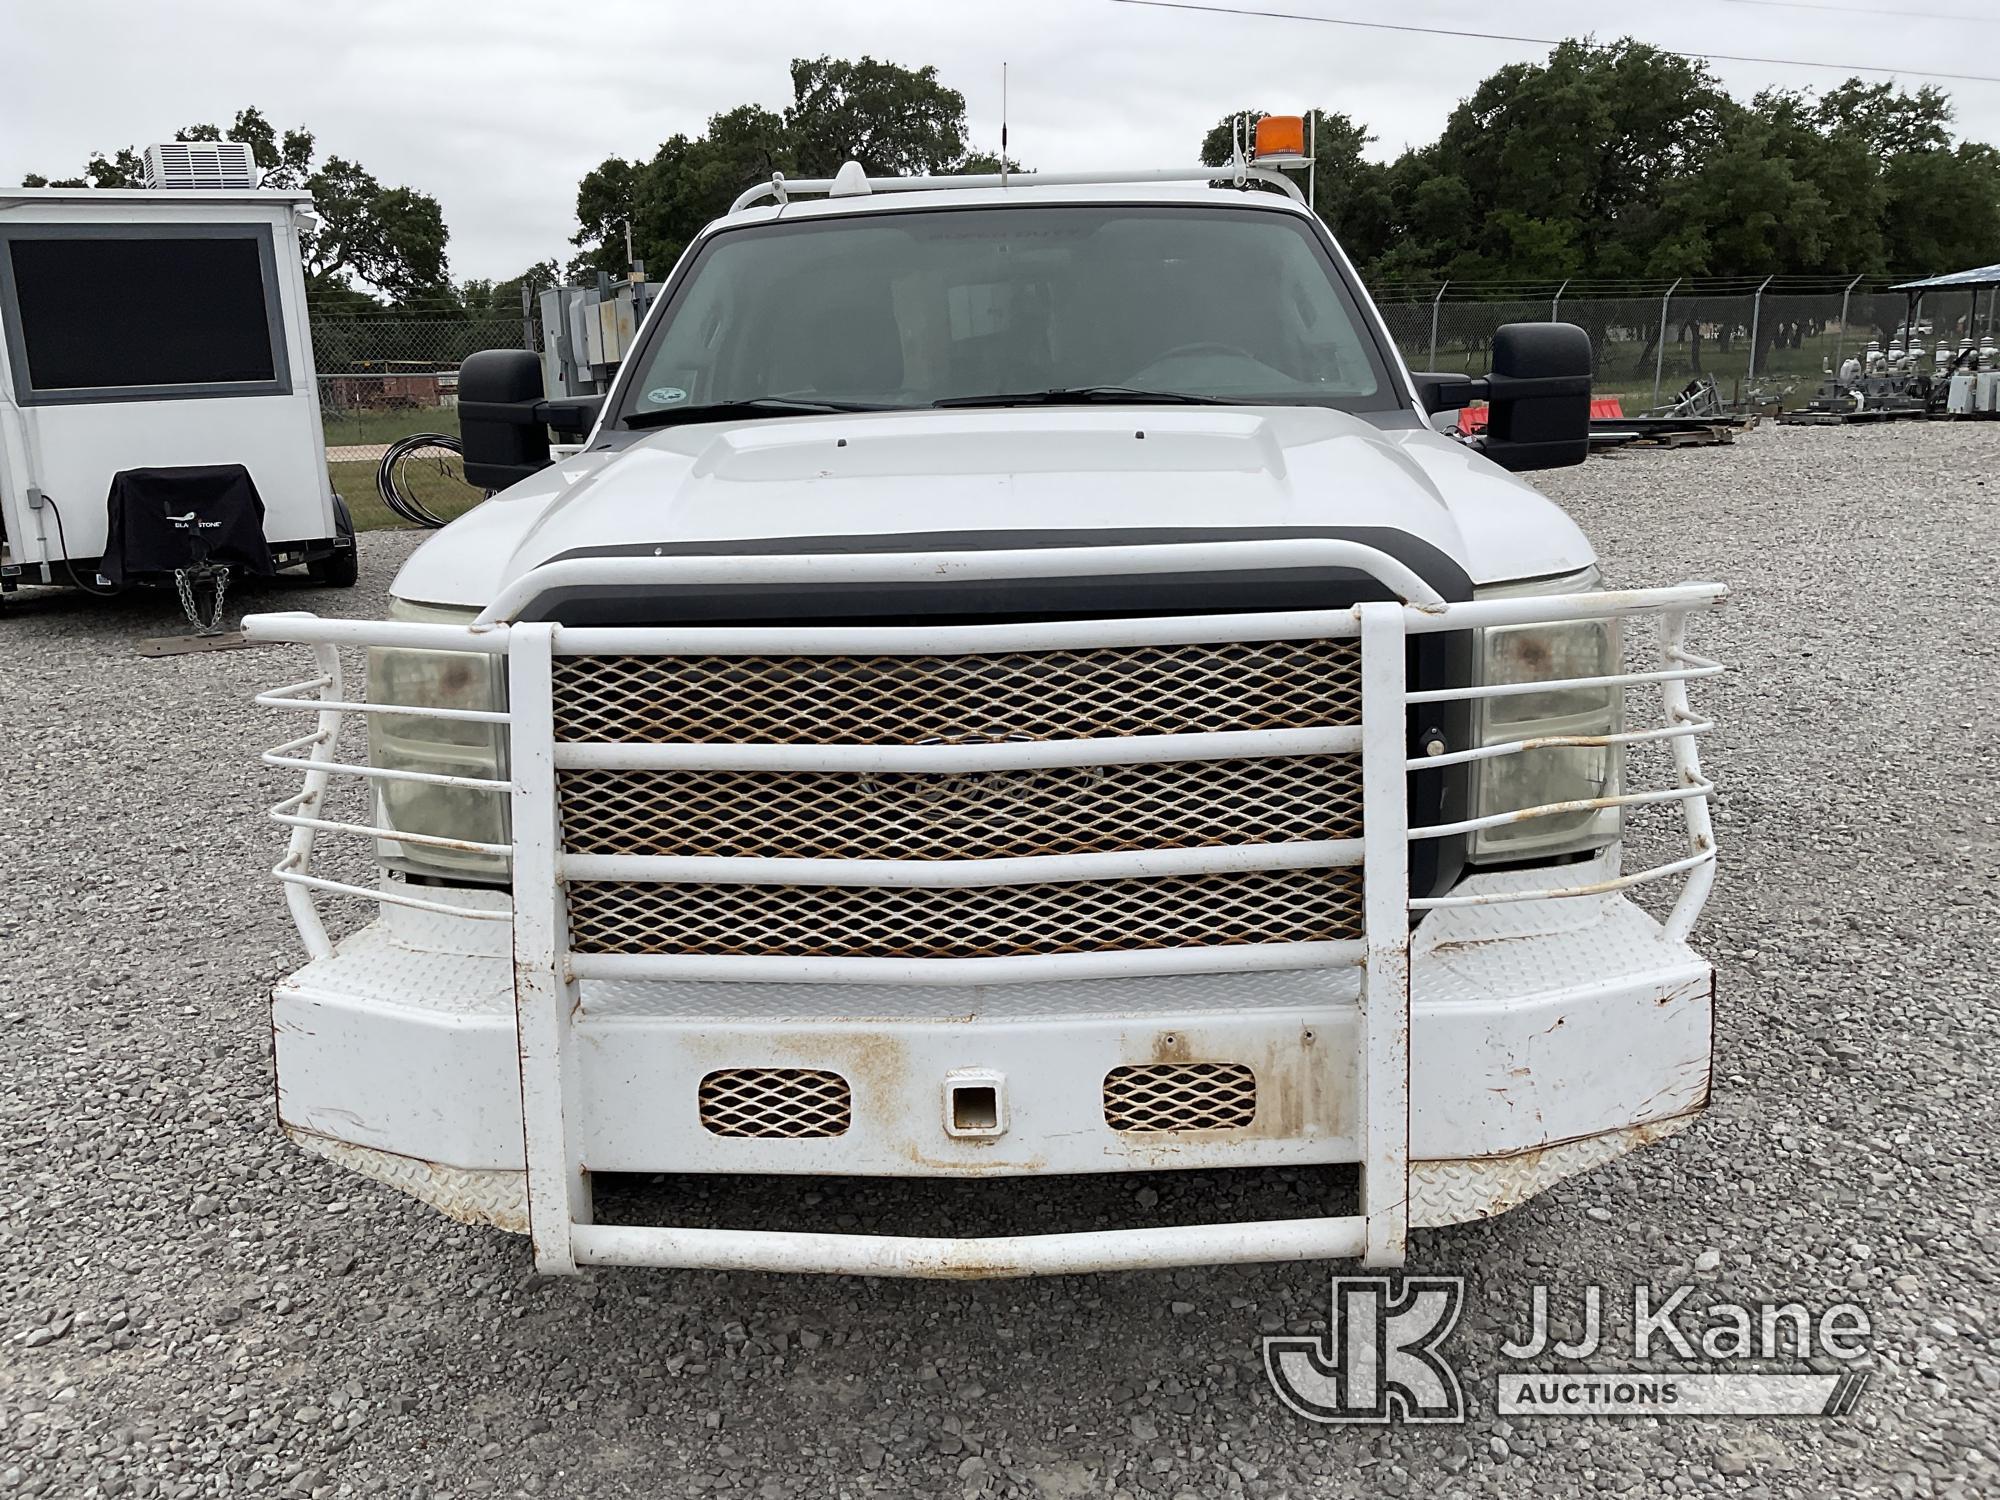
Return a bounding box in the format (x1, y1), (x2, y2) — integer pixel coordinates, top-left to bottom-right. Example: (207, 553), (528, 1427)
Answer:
(617, 203), (1397, 424)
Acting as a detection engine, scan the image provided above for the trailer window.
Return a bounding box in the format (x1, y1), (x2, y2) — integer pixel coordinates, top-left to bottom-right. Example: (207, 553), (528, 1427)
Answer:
(0, 227), (290, 404)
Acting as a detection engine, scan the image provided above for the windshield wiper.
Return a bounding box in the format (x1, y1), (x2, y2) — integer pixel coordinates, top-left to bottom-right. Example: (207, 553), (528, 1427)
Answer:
(932, 386), (1240, 409)
(625, 397), (902, 429)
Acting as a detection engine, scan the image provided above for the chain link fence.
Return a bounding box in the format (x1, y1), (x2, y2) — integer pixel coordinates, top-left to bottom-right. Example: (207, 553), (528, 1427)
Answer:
(308, 282), (1998, 458)
(312, 314), (535, 454)
(1374, 285), (1994, 413)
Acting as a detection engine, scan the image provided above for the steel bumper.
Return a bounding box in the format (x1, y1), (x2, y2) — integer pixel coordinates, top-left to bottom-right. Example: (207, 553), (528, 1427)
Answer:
(272, 858), (1709, 1238)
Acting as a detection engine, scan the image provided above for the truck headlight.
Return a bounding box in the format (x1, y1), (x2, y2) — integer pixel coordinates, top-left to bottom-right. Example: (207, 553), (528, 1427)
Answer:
(368, 598), (510, 884)
(1471, 568), (1621, 863)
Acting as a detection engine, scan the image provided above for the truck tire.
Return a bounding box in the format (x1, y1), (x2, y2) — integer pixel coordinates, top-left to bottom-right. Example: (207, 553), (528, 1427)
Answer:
(308, 495), (359, 588)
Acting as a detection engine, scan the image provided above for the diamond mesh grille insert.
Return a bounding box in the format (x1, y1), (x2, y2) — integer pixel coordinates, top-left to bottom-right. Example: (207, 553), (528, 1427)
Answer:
(559, 757), (1362, 861)
(567, 868), (1363, 959)
(554, 638), (1365, 963)
(551, 637), (1361, 745)
(697, 1068), (852, 1138)
(1103, 1062), (1258, 1132)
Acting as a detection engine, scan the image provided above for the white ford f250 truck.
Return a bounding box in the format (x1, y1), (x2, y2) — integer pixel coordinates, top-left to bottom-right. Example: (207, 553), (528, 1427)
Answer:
(245, 142), (1726, 1277)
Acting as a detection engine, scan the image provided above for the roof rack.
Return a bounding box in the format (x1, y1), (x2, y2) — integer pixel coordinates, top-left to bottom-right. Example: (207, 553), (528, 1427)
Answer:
(728, 154), (1307, 214)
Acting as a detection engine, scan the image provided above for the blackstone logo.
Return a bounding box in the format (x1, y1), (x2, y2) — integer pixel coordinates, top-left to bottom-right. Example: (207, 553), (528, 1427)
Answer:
(1265, 1277), (1873, 1424)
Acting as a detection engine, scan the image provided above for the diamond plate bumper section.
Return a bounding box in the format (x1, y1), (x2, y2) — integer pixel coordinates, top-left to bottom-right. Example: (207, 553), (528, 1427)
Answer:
(272, 862), (1711, 1236)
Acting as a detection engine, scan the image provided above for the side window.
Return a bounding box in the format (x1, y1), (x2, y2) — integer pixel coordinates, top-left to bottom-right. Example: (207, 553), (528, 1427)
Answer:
(2, 229), (289, 404)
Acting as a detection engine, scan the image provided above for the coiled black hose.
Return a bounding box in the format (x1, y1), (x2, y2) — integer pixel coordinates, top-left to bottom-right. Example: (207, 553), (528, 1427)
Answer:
(375, 432), (471, 529)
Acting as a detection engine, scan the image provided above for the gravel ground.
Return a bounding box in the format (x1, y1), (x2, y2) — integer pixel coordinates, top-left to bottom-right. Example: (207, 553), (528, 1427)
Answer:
(1, 421), (1995, 1499)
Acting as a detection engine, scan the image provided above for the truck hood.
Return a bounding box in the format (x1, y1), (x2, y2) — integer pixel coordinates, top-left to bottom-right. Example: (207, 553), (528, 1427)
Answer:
(393, 406), (1594, 609)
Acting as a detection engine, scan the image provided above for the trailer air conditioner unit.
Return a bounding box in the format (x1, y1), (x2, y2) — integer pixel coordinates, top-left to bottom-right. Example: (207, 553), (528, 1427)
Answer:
(141, 142), (260, 191)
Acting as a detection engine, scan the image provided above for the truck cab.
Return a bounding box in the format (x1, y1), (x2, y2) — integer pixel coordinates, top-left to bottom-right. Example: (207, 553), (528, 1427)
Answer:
(245, 150), (1725, 1277)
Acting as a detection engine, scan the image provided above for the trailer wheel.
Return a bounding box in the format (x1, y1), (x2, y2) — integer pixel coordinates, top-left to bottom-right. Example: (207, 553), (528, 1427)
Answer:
(308, 494), (359, 588)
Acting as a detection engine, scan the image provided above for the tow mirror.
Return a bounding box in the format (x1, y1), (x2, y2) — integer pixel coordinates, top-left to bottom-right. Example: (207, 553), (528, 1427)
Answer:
(457, 349), (604, 492)
(1481, 323), (1592, 472)
(1411, 322), (1593, 473)
(1413, 371), (1478, 415)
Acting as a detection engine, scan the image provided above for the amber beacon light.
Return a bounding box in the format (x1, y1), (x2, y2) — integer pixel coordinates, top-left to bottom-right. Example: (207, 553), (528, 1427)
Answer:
(1252, 114), (1309, 165)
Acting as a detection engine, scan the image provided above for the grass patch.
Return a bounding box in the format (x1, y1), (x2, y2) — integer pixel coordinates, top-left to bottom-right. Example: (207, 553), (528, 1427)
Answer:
(322, 406), (463, 450)
(330, 457), (487, 533)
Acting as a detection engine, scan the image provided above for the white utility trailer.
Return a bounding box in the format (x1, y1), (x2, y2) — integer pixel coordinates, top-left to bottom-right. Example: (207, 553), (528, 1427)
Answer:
(0, 165), (352, 609)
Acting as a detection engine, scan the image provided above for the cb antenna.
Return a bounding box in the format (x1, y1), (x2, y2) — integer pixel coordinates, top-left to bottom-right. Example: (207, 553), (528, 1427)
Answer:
(1001, 61), (1009, 188)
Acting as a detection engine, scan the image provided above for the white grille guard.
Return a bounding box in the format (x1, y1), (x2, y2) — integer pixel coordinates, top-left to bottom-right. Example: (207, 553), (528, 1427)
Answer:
(244, 540), (1726, 1276)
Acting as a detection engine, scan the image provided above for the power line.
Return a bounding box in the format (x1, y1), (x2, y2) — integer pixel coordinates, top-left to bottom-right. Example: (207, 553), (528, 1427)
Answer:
(1106, 0), (2000, 85)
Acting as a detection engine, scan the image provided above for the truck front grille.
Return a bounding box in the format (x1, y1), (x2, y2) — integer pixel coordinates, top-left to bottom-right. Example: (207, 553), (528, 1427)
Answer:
(554, 638), (1365, 963)
(560, 756), (1362, 862)
(551, 638), (1361, 744)
(567, 868), (1363, 959)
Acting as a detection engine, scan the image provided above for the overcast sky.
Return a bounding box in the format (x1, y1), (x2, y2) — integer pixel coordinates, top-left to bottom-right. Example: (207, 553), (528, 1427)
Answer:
(3, 0), (1992, 282)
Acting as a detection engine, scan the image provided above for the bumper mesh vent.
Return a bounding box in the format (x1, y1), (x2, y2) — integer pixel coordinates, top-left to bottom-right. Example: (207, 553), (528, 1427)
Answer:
(568, 869), (1362, 959)
(551, 637), (1361, 745)
(1103, 1062), (1258, 1132)
(698, 1068), (852, 1138)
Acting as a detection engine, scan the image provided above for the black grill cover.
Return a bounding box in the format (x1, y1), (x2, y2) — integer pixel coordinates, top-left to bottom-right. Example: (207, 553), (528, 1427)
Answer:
(100, 464), (275, 584)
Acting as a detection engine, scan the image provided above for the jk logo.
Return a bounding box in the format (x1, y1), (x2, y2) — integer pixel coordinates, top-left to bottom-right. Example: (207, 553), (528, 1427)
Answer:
(1264, 1276), (1466, 1424)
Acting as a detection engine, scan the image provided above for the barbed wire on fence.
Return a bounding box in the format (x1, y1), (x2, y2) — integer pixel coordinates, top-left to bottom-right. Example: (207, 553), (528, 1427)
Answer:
(310, 277), (1994, 443)
(1375, 285), (1991, 410)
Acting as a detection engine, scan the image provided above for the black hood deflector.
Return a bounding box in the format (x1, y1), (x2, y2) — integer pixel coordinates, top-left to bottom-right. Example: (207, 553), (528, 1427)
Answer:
(514, 526), (1471, 626)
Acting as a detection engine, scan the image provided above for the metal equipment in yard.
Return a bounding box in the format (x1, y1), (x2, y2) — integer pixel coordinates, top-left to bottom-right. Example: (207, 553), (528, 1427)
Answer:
(1779, 339), (1938, 426)
(1589, 418), (1744, 451)
(1655, 374), (1725, 420)
(1592, 379), (1755, 449)
(1781, 263), (2000, 425)
(539, 276), (659, 399)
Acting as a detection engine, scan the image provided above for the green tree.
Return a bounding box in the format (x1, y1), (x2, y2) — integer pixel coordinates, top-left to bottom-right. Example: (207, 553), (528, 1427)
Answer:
(1881, 143), (2000, 274)
(1416, 39), (1728, 282)
(570, 56), (1015, 276)
(1745, 89), (1885, 275)
(1810, 80), (2000, 331)
(1814, 81), (1954, 157)
(24, 107), (450, 302)
(575, 105), (793, 278)
(786, 56), (970, 177)
(1368, 154), (1476, 283)
(956, 152), (1027, 174)
(301, 156), (448, 301)
(1649, 104), (1830, 281)
(1201, 39), (1999, 311)
(455, 261), (560, 318)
